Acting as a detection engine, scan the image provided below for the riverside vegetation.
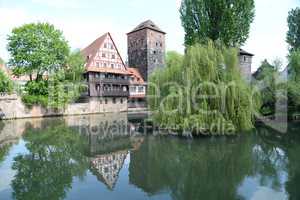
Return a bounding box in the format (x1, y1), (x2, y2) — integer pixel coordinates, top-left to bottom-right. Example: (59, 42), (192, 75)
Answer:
(148, 43), (260, 135)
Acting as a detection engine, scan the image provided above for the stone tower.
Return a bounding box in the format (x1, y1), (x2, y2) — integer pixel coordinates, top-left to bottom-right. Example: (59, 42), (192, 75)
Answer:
(239, 49), (254, 83)
(127, 20), (166, 81)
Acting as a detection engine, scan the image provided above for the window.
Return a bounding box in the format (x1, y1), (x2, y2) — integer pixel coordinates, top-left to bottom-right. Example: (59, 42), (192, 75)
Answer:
(123, 86), (127, 92)
(105, 98), (108, 104)
(243, 56), (247, 62)
(110, 44), (114, 50)
(120, 98), (123, 104)
(138, 86), (144, 93)
(104, 43), (107, 48)
(102, 53), (106, 58)
(96, 62), (100, 67)
(153, 50), (156, 54)
(111, 63), (114, 68)
(113, 98), (116, 104)
(95, 73), (99, 78)
(103, 63), (107, 67)
(95, 84), (100, 91)
(130, 86), (135, 93)
(111, 54), (115, 59)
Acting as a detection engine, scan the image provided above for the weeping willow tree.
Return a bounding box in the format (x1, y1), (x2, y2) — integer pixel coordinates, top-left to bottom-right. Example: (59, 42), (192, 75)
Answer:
(148, 42), (260, 135)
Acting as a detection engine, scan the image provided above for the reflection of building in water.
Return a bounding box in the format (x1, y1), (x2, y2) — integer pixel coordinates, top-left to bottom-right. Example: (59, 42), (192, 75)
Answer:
(89, 136), (144, 190)
(90, 150), (128, 190)
(67, 113), (145, 190)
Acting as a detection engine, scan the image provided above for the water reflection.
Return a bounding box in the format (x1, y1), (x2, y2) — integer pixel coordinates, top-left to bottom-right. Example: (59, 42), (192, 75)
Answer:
(11, 119), (89, 200)
(0, 115), (299, 200)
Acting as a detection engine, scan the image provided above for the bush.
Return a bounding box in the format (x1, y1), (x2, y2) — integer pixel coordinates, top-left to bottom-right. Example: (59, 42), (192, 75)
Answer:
(0, 70), (13, 93)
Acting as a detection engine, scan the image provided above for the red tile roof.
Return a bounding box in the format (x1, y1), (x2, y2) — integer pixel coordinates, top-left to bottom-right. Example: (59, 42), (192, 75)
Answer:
(127, 67), (145, 84)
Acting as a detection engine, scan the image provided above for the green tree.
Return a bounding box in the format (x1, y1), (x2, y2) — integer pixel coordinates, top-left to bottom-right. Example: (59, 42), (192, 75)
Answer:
(149, 42), (260, 135)
(7, 22), (69, 81)
(287, 7), (300, 53)
(65, 50), (85, 82)
(0, 57), (4, 64)
(180, 0), (255, 47)
(0, 70), (13, 93)
(287, 50), (300, 115)
(253, 59), (280, 115)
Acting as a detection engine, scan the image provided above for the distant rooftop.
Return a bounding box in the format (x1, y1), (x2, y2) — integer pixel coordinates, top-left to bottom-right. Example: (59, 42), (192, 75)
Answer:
(239, 49), (254, 56)
(127, 20), (166, 34)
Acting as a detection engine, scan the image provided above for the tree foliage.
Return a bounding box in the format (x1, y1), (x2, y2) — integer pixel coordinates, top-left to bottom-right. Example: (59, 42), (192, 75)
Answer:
(0, 57), (4, 64)
(65, 50), (85, 82)
(148, 42), (260, 135)
(287, 50), (300, 114)
(7, 23), (85, 108)
(287, 7), (300, 53)
(253, 59), (281, 115)
(7, 22), (69, 81)
(0, 70), (13, 93)
(180, 0), (255, 47)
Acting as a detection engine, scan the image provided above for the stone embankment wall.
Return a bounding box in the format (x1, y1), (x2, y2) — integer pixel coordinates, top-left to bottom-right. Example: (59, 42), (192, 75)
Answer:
(0, 94), (127, 120)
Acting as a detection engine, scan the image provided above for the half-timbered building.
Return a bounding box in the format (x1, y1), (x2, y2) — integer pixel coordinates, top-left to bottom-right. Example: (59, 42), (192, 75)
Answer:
(81, 32), (130, 107)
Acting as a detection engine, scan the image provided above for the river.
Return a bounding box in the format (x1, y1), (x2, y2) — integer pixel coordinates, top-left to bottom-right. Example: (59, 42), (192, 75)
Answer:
(0, 113), (299, 200)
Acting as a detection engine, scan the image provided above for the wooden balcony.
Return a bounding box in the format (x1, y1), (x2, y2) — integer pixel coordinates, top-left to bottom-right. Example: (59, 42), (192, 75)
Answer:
(102, 90), (129, 97)
(88, 77), (129, 85)
(91, 90), (129, 97)
(101, 78), (129, 85)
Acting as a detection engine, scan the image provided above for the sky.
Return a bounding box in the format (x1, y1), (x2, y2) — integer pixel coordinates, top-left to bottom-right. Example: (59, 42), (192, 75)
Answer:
(0, 0), (299, 72)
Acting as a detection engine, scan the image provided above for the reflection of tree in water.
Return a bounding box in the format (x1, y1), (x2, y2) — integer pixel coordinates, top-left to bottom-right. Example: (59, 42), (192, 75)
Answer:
(284, 123), (300, 200)
(11, 119), (89, 200)
(0, 120), (4, 133)
(129, 135), (254, 200)
(252, 126), (288, 191)
(0, 143), (11, 166)
(254, 123), (300, 199)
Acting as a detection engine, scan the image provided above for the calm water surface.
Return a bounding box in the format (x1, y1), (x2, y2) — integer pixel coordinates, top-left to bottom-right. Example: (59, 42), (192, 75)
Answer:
(0, 113), (299, 200)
